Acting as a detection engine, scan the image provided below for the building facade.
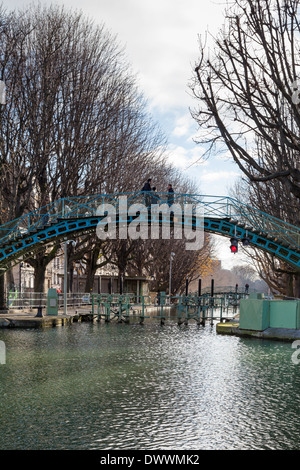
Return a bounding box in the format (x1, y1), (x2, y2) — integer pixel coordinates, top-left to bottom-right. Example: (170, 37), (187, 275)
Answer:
(10, 257), (150, 299)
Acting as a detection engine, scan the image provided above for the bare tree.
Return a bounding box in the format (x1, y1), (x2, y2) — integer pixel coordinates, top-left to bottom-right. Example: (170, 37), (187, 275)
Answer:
(0, 3), (169, 292)
(141, 234), (215, 295)
(232, 174), (300, 296)
(191, 0), (300, 198)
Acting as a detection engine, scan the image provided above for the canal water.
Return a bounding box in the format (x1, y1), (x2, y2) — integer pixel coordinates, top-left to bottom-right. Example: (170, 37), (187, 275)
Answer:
(0, 320), (299, 450)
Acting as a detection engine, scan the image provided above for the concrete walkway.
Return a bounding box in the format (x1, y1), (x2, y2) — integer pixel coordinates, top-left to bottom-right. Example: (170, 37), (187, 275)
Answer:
(0, 307), (90, 328)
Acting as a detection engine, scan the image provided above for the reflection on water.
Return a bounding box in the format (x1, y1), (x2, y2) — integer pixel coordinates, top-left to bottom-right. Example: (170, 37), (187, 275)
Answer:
(0, 321), (299, 450)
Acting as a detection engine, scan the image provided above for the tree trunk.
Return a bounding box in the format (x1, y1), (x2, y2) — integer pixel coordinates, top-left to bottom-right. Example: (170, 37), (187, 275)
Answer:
(294, 273), (300, 299)
(34, 262), (46, 293)
(6, 268), (14, 292)
(0, 275), (6, 311)
(84, 250), (99, 293)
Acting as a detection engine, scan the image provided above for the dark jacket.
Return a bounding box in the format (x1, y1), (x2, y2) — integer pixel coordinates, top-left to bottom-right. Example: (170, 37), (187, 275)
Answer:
(167, 187), (174, 205)
(151, 191), (158, 204)
(142, 182), (151, 191)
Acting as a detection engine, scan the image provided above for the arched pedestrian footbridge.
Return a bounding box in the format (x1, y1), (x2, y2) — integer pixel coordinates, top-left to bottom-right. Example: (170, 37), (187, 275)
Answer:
(0, 192), (299, 272)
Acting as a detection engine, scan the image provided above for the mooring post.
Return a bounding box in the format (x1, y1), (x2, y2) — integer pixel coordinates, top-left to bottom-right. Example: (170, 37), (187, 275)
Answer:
(123, 294), (129, 322)
(210, 279), (214, 325)
(140, 295), (145, 324)
(35, 306), (43, 318)
(197, 279), (202, 325)
(235, 284), (238, 314)
(220, 297), (223, 323)
(160, 291), (165, 325)
(184, 295), (189, 325)
(197, 297), (201, 325)
(105, 300), (109, 322)
(97, 295), (101, 322)
(210, 305), (214, 325)
(198, 279), (201, 297)
(201, 304), (206, 326)
(105, 295), (112, 322)
(91, 294), (95, 316)
(118, 295), (123, 323)
(211, 279), (214, 298)
(183, 279), (189, 325)
(177, 296), (183, 325)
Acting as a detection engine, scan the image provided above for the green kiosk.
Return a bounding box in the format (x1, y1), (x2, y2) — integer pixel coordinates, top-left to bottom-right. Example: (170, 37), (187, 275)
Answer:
(47, 288), (58, 316)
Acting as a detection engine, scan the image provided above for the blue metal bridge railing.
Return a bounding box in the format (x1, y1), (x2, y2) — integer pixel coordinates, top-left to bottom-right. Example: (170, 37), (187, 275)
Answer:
(0, 192), (299, 248)
(0, 192), (299, 272)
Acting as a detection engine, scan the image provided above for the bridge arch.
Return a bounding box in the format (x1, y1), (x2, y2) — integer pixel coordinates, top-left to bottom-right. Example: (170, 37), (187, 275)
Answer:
(0, 192), (299, 272)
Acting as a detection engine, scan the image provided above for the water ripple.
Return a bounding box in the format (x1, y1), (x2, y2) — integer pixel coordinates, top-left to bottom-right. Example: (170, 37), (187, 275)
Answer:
(0, 322), (299, 450)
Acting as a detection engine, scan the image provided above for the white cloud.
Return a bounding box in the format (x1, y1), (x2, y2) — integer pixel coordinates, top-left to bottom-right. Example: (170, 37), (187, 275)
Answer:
(171, 113), (200, 140)
(172, 119), (190, 138)
(44, 0), (224, 111)
(5, 0), (226, 117)
(167, 143), (208, 170)
(199, 169), (240, 184)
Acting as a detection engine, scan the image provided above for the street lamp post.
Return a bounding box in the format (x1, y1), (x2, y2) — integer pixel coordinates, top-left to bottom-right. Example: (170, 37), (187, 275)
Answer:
(169, 252), (175, 303)
(64, 239), (76, 316)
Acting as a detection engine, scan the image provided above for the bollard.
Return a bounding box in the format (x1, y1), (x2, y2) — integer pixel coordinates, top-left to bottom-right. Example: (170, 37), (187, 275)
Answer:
(210, 279), (215, 315)
(177, 296), (184, 325)
(184, 295), (189, 325)
(160, 291), (166, 325)
(97, 295), (101, 322)
(185, 278), (189, 296)
(201, 304), (206, 326)
(210, 304), (214, 326)
(220, 297), (223, 323)
(211, 279), (214, 298)
(140, 296), (145, 325)
(105, 295), (112, 322)
(35, 306), (43, 318)
(197, 297), (202, 326)
(92, 295), (95, 316)
(118, 295), (123, 323)
(198, 279), (202, 297)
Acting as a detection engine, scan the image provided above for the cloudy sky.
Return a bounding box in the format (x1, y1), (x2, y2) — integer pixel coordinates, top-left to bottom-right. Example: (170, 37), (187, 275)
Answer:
(3, 0), (245, 268)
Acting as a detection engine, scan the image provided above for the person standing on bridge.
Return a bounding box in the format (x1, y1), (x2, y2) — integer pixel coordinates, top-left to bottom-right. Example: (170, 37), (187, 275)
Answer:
(151, 186), (158, 205)
(142, 178), (152, 192)
(167, 184), (174, 207)
(142, 178), (152, 208)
